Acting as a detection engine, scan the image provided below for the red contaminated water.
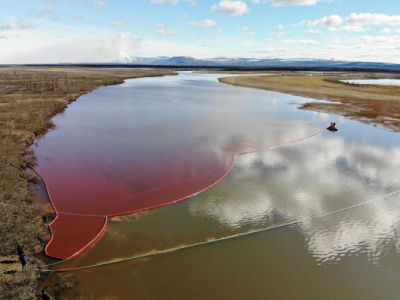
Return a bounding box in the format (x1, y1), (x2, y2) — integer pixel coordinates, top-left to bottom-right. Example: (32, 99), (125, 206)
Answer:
(40, 142), (257, 259)
(34, 74), (321, 260)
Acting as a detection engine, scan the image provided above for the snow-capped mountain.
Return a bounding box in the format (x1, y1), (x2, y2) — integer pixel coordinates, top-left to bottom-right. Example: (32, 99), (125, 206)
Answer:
(124, 56), (400, 70)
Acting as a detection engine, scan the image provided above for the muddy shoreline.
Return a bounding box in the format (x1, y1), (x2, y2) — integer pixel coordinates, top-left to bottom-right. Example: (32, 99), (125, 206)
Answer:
(0, 67), (176, 298)
(219, 74), (400, 131)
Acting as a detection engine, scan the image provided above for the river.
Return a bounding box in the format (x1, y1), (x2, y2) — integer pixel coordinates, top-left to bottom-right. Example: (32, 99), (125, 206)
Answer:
(33, 72), (400, 299)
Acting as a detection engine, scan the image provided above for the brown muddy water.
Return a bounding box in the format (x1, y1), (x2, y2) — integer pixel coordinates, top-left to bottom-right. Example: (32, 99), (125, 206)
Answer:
(33, 72), (400, 299)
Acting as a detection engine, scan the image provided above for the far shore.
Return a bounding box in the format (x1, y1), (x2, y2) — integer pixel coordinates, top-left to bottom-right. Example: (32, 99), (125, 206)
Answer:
(219, 74), (400, 132)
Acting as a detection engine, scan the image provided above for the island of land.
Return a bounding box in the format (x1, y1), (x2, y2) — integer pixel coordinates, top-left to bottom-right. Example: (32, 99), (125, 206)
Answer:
(0, 67), (175, 299)
(219, 73), (400, 131)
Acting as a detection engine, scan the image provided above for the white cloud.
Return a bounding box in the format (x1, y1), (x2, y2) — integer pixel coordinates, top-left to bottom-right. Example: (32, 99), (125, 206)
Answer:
(358, 34), (400, 44)
(111, 19), (127, 27)
(93, 0), (107, 7)
(306, 13), (400, 33)
(0, 31), (215, 63)
(270, 0), (319, 6)
(0, 32), (138, 63)
(212, 0), (249, 16)
(150, 0), (179, 4)
(341, 24), (366, 32)
(239, 26), (255, 35)
(191, 19), (217, 28)
(283, 38), (319, 45)
(347, 13), (400, 27)
(150, 0), (197, 4)
(253, 31), (400, 63)
(35, 9), (59, 21)
(305, 28), (322, 34)
(0, 20), (33, 31)
(155, 25), (177, 36)
(45, 0), (107, 7)
(307, 15), (343, 27)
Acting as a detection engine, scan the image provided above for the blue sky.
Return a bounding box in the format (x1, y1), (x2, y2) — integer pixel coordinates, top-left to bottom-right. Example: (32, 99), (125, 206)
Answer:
(0, 0), (399, 63)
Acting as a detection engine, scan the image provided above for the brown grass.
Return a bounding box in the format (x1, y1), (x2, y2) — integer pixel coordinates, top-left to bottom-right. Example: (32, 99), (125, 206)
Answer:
(219, 74), (400, 131)
(0, 67), (175, 298)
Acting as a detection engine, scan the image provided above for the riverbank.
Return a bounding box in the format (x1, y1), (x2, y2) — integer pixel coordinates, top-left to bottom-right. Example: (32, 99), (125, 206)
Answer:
(219, 74), (400, 131)
(0, 67), (175, 298)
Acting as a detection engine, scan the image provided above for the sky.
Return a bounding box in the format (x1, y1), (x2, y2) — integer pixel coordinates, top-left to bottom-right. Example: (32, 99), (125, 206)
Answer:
(0, 0), (399, 63)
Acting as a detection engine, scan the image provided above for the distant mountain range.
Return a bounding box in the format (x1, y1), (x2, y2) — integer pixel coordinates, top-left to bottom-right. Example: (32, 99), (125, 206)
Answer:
(124, 56), (400, 71)
(17, 56), (400, 71)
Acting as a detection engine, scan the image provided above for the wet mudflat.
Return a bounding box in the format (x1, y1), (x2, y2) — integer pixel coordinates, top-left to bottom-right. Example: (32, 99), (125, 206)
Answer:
(33, 72), (400, 299)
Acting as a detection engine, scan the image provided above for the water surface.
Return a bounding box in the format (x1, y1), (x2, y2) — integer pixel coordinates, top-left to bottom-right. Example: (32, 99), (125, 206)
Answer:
(341, 79), (400, 86)
(33, 72), (400, 299)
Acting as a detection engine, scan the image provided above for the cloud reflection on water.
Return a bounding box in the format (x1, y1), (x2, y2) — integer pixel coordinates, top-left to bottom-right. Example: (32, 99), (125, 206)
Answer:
(190, 133), (400, 263)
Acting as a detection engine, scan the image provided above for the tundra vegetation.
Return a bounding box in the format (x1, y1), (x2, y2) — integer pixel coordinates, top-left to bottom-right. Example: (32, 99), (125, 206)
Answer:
(220, 73), (400, 131)
(0, 67), (175, 299)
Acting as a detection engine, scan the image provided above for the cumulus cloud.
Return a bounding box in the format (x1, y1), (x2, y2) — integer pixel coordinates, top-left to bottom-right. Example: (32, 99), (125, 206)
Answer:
(347, 13), (400, 27)
(306, 13), (400, 33)
(191, 19), (217, 28)
(212, 0), (249, 16)
(306, 15), (343, 27)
